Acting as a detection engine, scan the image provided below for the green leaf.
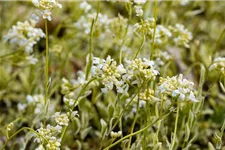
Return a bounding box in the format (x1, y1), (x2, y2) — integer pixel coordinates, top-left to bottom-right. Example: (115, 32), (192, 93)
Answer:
(73, 117), (81, 135)
(100, 119), (107, 138)
(208, 142), (216, 150)
(80, 126), (92, 140)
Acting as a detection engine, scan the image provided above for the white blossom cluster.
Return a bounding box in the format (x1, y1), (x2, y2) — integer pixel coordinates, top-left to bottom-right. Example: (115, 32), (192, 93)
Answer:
(134, 18), (192, 47)
(79, 1), (92, 13)
(169, 24), (193, 48)
(110, 131), (122, 138)
(134, 5), (143, 17)
(92, 56), (159, 94)
(32, 0), (62, 21)
(92, 56), (127, 94)
(52, 112), (69, 126)
(209, 57), (225, 75)
(134, 18), (156, 36)
(124, 58), (159, 84)
(134, 0), (146, 4)
(134, 0), (147, 17)
(139, 88), (160, 102)
(158, 74), (198, 102)
(4, 20), (45, 53)
(34, 124), (62, 150)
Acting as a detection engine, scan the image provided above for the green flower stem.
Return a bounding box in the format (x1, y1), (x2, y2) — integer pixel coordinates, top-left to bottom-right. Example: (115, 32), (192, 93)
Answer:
(127, 93), (140, 149)
(85, 1), (100, 80)
(155, 100), (164, 143)
(119, 3), (132, 64)
(1, 127), (47, 150)
(103, 106), (173, 150)
(111, 84), (144, 132)
(150, 0), (157, 60)
(60, 78), (96, 141)
(44, 19), (49, 105)
(170, 104), (180, 150)
(134, 35), (145, 59)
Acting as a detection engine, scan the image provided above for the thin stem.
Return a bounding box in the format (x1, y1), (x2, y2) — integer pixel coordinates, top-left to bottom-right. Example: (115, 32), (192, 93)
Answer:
(60, 78), (96, 142)
(44, 19), (49, 105)
(134, 35), (145, 59)
(127, 92), (140, 149)
(150, 0), (157, 60)
(155, 100), (163, 144)
(170, 104), (180, 150)
(1, 127), (47, 150)
(119, 3), (132, 64)
(85, 1), (100, 80)
(103, 106), (174, 150)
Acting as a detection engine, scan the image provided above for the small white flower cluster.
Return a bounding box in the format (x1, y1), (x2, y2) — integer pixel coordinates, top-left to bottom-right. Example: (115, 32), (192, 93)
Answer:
(34, 124), (62, 150)
(26, 94), (45, 114)
(139, 88), (160, 102)
(4, 20), (45, 53)
(169, 24), (193, 48)
(92, 56), (159, 94)
(134, 5), (143, 17)
(32, 0), (62, 21)
(209, 57), (225, 75)
(79, 1), (92, 13)
(92, 56), (127, 94)
(158, 74), (198, 102)
(180, 0), (190, 6)
(110, 131), (122, 138)
(52, 112), (69, 126)
(134, 0), (146, 17)
(124, 58), (159, 84)
(134, 0), (146, 4)
(134, 18), (156, 36)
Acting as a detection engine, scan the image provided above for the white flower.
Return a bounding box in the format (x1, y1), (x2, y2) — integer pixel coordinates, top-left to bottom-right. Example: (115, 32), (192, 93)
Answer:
(180, 0), (190, 6)
(4, 20), (45, 53)
(134, 5), (143, 17)
(17, 103), (27, 111)
(110, 131), (122, 138)
(52, 112), (69, 126)
(35, 145), (45, 150)
(32, 0), (62, 21)
(169, 24), (192, 48)
(32, 0), (40, 7)
(43, 10), (52, 21)
(187, 91), (198, 102)
(134, 0), (146, 4)
(134, 18), (155, 36)
(158, 74), (199, 102)
(80, 1), (91, 13)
